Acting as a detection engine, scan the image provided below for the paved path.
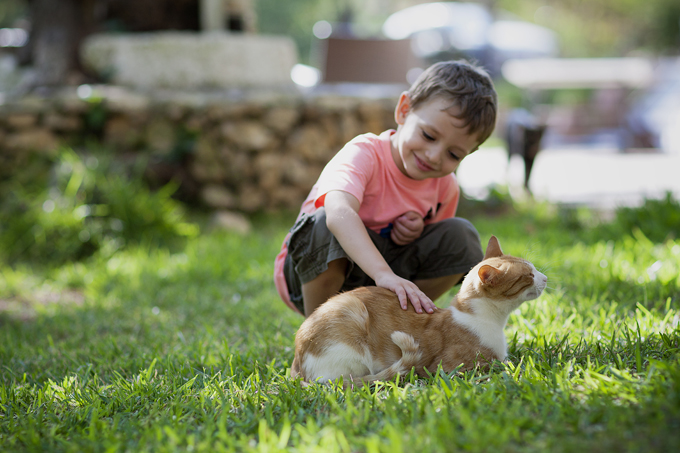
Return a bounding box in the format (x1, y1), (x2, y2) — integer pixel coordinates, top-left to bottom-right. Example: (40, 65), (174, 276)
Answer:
(456, 146), (680, 208)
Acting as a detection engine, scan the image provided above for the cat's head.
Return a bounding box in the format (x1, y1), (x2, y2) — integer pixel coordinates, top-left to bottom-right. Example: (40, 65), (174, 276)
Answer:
(463, 236), (547, 309)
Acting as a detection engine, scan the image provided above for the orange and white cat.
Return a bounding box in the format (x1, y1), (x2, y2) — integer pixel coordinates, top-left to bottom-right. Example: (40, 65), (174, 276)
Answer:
(290, 235), (547, 385)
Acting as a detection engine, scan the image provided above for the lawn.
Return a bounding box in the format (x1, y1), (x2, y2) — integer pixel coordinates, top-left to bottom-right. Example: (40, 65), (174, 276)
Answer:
(1, 199), (679, 452)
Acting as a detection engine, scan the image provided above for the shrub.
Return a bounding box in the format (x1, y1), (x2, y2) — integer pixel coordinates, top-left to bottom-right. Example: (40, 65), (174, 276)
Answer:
(598, 192), (680, 243)
(0, 149), (198, 265)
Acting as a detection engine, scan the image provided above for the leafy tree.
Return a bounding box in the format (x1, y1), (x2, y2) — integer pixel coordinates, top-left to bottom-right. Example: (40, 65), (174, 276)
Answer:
(7, 0), (680, 85)
(0, 0), (26, 27)
(496, 0), (680, 57)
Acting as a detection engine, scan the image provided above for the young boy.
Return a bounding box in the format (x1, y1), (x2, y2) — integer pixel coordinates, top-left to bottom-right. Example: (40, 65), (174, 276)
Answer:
(274, 60), (498, 317)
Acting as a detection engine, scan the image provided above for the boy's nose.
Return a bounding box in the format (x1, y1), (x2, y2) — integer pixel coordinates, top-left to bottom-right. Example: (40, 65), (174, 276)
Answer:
(425, 148), (441, 166)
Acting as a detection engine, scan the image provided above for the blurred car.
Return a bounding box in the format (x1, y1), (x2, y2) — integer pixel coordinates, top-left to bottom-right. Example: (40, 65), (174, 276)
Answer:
(625, 58), (680, 153)
(501, 56), (679, 153)
(381, 2), (558, 76)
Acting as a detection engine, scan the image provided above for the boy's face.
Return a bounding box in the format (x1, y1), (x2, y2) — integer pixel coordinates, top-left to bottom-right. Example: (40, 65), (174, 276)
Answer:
(390, 93), (479, 180)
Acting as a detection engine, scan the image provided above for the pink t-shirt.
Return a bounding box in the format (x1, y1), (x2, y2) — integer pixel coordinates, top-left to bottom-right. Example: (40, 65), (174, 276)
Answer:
(273, 130), (460, 313)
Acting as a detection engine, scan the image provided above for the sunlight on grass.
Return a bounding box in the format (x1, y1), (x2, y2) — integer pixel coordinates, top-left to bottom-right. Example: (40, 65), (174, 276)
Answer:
(1, 202), (679, 452)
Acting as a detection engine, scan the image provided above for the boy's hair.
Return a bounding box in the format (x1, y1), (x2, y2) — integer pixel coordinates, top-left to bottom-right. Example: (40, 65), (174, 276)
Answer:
(408, 60), (498, 144)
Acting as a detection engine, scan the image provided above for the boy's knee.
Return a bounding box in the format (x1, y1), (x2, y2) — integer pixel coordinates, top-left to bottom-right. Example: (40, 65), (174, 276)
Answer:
(441, 217), (479, 236)
(439, 217), (481, 241)
(432, 217), (483, 261)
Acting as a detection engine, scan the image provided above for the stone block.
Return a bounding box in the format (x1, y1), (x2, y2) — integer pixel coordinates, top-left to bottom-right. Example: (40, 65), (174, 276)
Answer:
(283, 157), (322, 188)
(359, 100), (393, 134)
(190, 161), (226, 183)
(193, 135), (219, 162)
(263, 106), (300, 134)
(6, 113), (38, 129)
(287, 124), (332, 163)
(312, 95), (360, 113)
(221, 149), (252, 183)
(200, 184), (238, 208)
(210, 210), (252, 234)
(339, 112), (362, 147)
(145, 118), (176, 155)
(5, 128), (58, 154)
(238, 184), (266, 212)
(44, 113), (83, 132)
(98, 86), (151, 113)
(221, 120), (274, 151)
(81, 32), (297, 90)
(254, 152), (285, 190)
(270, 185), (306, 209)
(104, 115), (141, 148)
(54, 89), (91, 114)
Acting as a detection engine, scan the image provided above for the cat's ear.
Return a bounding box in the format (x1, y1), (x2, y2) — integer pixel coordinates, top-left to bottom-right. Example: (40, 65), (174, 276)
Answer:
(483, 235), (503, 260)
(478, 264), (501, 286)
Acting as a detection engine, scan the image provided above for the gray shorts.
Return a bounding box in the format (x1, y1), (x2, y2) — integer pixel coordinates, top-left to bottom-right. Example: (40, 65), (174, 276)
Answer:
(283, 208), (483, 314)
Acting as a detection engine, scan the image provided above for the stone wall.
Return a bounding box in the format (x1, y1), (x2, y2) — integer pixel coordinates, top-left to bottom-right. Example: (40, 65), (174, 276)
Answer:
(0, 86), (399, 212)
(81, 33), (298, 90)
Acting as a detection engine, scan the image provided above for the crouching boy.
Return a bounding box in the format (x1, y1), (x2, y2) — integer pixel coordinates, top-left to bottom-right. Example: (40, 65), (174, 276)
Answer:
(274, 60), (498, 317)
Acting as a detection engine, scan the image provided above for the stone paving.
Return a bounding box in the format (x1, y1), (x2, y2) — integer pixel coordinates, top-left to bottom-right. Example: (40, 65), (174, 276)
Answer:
(457, 145), (680, 209)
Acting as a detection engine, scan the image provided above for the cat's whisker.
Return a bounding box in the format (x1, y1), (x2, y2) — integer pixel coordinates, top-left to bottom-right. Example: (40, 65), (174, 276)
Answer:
(538, 260), (557, 271)
(539, 266), (557, 276)
(522, 239), (541, 261)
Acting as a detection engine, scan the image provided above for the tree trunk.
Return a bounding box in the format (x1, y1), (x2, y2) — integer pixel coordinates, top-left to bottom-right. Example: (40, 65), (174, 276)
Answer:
(30, 0), (83, 85)
(27, 0), (203, 86)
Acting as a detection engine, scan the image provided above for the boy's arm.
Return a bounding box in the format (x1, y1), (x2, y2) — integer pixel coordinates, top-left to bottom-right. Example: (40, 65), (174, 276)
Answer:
(324, 190), (436, 314)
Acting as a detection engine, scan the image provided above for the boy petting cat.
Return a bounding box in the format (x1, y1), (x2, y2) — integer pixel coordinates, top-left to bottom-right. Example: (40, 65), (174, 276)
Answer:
(274, 60), (498, 317)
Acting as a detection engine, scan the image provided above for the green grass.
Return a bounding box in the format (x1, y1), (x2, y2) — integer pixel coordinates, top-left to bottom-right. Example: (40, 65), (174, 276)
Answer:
(1, 205), (679, 452)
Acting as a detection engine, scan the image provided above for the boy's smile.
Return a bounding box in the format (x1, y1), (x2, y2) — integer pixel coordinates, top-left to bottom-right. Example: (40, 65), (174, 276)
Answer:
(390, 94), (480, 180)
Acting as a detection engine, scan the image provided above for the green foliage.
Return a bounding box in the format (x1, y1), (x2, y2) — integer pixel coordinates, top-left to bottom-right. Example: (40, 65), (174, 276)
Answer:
(256, 0), (335, 65)
(547, 192), (680, 245)
(497, 0), (680, 56)
(256, 0), (680, 68)
(0, 0), (25, 27)
(254, 0), (403, 65)
(458, 184), (515, 218)
(1, 196), (679, 451)
(0, 149), (198, 265)
(82, 96), (108, 137)
(609, 192), (680, 243)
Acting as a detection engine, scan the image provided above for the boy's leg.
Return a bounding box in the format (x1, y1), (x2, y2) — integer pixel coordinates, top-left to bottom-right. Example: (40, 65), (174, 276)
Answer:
(284, 208), (358, 316)
(383, 217), (483, 302)
(302, 258), (348, 316)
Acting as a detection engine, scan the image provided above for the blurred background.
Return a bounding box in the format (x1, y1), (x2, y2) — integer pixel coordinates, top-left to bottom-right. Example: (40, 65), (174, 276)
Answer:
(0, 0), (679, 221)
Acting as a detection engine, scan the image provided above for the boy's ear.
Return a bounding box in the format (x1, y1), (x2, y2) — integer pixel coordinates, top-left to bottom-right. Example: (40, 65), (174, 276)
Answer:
(394, 92), (411, 125)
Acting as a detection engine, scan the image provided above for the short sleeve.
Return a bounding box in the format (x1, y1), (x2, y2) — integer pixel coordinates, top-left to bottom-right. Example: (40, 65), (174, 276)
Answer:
(315, 138), (377, 207)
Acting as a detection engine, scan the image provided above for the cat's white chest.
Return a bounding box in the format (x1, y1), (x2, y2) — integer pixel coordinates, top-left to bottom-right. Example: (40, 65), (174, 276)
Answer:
(449, 307), (508, 359)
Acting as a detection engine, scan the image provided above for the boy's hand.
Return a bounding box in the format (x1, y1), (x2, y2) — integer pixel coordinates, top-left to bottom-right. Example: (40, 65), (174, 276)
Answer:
(324, 191), (435, 314)
(390, 211), (424, 245)
(374, 271), (437, 314)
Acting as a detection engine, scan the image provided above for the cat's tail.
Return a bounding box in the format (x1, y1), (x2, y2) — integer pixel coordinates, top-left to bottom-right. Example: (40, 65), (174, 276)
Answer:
(346, 331), (421, 388)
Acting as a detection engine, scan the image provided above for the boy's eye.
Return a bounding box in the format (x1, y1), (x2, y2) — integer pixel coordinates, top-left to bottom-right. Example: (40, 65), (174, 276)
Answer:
(422, 130), (435, 141)
(449, 151), (460, 161)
